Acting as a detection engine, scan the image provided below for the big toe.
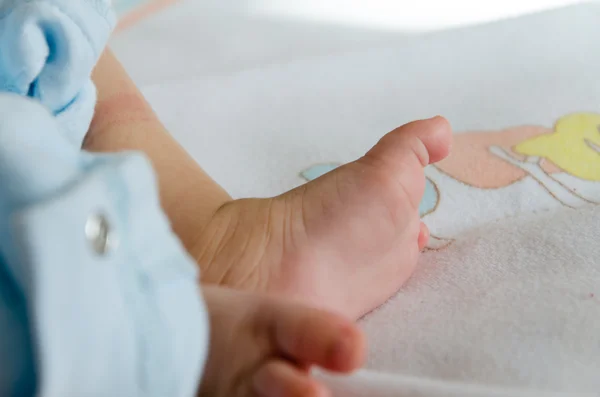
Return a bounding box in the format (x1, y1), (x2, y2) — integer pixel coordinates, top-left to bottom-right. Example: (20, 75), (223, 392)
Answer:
(355, 116), (451, 212)
(365, 116), (452, 170)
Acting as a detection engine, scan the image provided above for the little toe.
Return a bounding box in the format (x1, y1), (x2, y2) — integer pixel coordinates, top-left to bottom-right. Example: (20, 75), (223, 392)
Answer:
(253, 361), (330, 397)
(418, 222), (430, 251)
(267, 302), (366, 373)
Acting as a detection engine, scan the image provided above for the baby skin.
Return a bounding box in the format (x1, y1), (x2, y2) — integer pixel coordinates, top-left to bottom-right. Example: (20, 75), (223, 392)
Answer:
(87, 51), (452, 320)
(192, 117), (452, 319)
(199, 285), (366, 397)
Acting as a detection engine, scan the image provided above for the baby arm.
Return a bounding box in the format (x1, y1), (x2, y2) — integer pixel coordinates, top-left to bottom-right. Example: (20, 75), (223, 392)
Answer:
(85, 50), (232, 251)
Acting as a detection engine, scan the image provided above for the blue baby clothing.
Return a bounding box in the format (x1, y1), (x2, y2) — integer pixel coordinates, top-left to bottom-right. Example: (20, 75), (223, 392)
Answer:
(0, 0), (114, 145)
(0, 1), (209, 396)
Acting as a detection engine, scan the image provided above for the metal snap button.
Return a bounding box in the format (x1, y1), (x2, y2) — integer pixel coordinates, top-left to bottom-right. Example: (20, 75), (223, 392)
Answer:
(85, 213), (117, 255)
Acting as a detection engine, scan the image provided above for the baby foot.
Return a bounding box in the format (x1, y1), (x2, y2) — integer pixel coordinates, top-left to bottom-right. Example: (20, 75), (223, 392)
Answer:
(193, 117), (452, 319)
(199, 286), (365, 397)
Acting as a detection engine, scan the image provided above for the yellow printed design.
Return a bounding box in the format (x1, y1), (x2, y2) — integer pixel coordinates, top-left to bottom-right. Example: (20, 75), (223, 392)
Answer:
(514, 113), (600, 181)
(301, 112), (600, 251)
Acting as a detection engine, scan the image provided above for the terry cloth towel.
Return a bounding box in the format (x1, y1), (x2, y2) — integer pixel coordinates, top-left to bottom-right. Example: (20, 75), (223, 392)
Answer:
(135, 2), (600, 395)
(0, 0), (115, 146)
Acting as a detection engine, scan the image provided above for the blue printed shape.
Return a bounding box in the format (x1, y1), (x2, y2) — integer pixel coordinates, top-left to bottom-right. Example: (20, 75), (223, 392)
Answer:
(301, 163), (340, 181)
(301, 164), (440, 217)
(420, 178), (438, 217)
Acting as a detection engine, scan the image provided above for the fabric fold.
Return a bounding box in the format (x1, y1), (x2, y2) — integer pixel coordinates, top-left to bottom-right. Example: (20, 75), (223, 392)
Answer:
(0, 0), (115, 145)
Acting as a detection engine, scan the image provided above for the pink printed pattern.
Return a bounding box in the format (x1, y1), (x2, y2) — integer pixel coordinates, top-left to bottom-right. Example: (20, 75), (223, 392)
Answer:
(114, 0), (180, 32)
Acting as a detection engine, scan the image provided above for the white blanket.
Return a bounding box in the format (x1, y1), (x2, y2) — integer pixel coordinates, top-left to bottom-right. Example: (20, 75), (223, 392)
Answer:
(113, 2), (600, 395)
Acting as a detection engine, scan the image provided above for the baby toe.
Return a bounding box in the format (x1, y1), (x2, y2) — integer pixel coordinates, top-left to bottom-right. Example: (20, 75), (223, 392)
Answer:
(365, 116), (452, 170)
(268, 302), (365, 373)
(416, 116), (453, 164)
(419, 222), (430, 251)
(253, 361), (329, 397)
